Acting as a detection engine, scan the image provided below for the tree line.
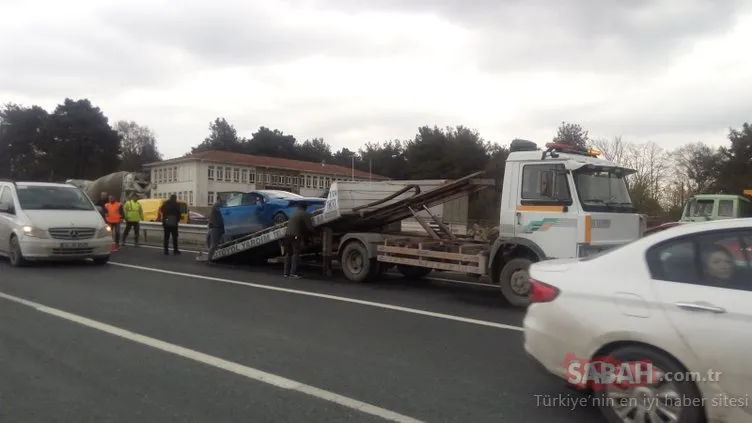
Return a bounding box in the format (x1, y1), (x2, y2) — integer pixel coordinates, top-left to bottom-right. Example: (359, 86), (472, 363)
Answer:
(1, 97), (750, 220)
(0, 98), (162, 181)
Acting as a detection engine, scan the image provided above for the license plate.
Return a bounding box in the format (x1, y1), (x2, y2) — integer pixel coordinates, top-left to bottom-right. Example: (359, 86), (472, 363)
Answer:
(60, 242), (87, 249)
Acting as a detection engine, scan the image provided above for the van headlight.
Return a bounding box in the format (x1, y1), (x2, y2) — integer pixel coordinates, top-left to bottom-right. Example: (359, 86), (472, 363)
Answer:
(22, 226), (49, 239)
(97, 226), (112, 238)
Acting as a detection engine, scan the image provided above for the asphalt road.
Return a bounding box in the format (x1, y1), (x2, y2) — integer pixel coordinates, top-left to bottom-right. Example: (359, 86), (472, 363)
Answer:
(0, 246), (606, 423)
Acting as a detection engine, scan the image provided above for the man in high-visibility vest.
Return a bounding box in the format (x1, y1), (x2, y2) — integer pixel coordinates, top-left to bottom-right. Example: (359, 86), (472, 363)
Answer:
(104, 195), (124, 248)
(122, 194), (144, 246)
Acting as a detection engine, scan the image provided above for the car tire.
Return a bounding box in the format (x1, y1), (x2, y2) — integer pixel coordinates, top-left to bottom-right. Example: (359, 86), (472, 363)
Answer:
(92, 256), (110, 265)
(8, 235), (27, 267)
(273, 212), (288, 225)
(597, 345), (705, 423)
(340, 241), (377, 283)
(498, 257), (533, 308)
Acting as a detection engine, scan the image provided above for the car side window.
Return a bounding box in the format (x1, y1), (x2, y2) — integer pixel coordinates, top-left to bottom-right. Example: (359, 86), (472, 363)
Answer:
(648, 230), (752, 291)
(241, 193), (257, 205)
(252, 194), (265, 204)
(0, 187), (14, 211)
(647, 239), (700, 284)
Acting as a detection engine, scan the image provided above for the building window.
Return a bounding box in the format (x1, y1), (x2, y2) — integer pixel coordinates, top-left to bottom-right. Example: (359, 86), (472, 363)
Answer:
(325, 177), (331, 188)
(208, 166), (215, 181)
(249, 171), (255, 183)
(208, 191), (215, 206)
(233, 167), (240, 182)
(189, 191), (194, 206)
(241, 169), (248, 183)
(224, 167), (232, 182)
(216, 167), (223, 181)
(305, 175), (311, 188)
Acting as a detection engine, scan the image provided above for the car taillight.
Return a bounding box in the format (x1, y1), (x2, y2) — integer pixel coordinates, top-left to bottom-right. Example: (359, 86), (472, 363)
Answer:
(529, 279), (560, 303)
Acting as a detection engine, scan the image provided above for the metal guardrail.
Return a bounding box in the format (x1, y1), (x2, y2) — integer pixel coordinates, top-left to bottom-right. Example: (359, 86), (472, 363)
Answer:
(137, 221), (208, 234)
(117, 221), (208, 245)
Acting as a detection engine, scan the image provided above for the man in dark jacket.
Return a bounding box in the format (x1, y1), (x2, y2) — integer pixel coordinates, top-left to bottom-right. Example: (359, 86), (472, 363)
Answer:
(159, 194), (182, 255)
(282, 202), (314, 278)
(207, 200), (225, 261)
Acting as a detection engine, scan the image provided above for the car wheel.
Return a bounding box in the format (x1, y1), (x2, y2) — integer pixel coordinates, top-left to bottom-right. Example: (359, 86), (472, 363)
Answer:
(498, 257), (533, 307)
(340, 241), (377, 283)
(273, 212), (289, 225)
(597, 345), (705, 423)
(92, 256), (110, 265)
(9, 235), (27, 267)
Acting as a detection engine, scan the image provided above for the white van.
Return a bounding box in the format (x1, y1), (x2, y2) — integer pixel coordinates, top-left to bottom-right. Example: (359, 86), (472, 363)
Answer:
(0, 180), (112, 266)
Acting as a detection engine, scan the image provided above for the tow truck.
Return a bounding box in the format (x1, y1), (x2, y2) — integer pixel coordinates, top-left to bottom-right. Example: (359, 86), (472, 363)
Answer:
(209, 139), (644, 307)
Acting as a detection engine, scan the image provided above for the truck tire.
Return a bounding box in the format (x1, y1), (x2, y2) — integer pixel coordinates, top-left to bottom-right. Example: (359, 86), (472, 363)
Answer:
(340, 241), (377, 283)
(397, 264), (432, 279)
(499, 257), (533, 308)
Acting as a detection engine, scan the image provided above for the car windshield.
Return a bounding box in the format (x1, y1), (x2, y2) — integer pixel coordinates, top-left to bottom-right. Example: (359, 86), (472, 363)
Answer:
(258, 190), (302, 199)
(684, 199), (715, 218)
(16, 185), (94, 211)
(573, 167), (635, 212)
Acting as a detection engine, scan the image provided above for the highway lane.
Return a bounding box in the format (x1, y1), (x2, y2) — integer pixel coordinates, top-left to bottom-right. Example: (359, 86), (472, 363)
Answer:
(0, 255), (605, 423)
(111, 245), (523, 328)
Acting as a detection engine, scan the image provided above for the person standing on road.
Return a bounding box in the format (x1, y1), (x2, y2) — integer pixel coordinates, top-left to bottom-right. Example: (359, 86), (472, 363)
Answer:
(282, 202), (314, 278)
(104, 195), (124, 248)
(122, 194), (144, 246)
(206, 200), (225, 261)
(159, 194), (181, 255)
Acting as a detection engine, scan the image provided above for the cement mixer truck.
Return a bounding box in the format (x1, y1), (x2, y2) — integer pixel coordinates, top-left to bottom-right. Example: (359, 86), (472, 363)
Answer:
(66, 171), (156, 204)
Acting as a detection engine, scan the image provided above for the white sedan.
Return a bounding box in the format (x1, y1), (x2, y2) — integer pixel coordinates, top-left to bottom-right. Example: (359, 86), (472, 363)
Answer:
(524, 218), (752, 423)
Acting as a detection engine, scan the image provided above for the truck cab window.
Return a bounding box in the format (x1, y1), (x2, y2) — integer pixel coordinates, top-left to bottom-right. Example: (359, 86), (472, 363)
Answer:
(521, 164), (571, 204)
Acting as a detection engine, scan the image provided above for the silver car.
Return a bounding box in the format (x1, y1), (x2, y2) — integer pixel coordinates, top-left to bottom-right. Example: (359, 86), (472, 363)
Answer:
(0, 180), (112, 266)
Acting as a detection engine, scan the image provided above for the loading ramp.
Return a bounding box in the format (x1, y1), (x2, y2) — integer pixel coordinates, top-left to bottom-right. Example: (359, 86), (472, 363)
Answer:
(209, 171), (492, 262)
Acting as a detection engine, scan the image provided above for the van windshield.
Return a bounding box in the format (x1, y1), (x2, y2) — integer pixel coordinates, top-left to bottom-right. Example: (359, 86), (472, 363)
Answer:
(16, 185), (94, 211)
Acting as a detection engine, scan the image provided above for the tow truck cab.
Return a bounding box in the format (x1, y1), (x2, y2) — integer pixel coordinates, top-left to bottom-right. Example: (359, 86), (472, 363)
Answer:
(489, 139), (644, 306)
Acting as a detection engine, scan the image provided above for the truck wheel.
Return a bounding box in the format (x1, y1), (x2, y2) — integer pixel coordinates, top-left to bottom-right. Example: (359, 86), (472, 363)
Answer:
(397, 264), (432, 279)
(499, 257), (533, 307)
(340, 241), (377, 283)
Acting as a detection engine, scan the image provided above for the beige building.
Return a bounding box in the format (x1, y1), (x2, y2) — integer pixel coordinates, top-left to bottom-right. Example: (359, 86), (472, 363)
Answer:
(143, 150), (388, 207)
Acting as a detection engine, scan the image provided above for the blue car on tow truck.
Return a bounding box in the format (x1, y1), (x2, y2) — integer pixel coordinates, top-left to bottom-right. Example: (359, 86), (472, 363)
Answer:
(219, 190), (325, 239)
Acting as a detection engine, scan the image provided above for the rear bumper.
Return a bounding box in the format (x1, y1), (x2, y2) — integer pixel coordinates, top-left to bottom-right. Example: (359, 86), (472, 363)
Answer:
(19, 236), (111, 260)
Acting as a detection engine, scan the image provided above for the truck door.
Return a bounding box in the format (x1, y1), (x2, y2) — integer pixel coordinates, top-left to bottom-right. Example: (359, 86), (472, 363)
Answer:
(515, 163), (577, 258)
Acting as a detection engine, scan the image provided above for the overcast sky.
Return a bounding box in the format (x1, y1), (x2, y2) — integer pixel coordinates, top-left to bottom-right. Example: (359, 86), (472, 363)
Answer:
(1, 0), (750, 159)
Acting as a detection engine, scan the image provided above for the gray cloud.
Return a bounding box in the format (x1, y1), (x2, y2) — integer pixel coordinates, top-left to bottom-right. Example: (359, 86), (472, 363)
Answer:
(312, 0), (749, 72)
(0, 19), (203, 98)
(95, 2), (425, 68)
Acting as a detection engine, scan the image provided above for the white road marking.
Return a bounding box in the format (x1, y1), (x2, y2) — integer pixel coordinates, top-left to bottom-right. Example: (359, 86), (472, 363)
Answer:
(0, 291), (423, 423)
(109, 262), (524, 332)
(120, 244), (498, 287)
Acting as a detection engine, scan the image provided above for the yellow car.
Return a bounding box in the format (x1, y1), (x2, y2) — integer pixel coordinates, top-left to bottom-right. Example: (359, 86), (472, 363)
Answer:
(137, 198), (189, 224)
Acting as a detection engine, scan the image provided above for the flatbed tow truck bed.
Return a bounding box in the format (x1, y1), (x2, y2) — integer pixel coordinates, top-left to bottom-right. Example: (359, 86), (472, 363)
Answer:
(209, 171), (493, 267)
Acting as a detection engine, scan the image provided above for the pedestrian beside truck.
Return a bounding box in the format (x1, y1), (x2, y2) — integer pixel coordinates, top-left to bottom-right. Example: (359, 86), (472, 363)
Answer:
(159, 194), (181, 255)
(122, 194), (144, 246)
(207, 199), (225, 260)
(282, 202), (314, 279)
